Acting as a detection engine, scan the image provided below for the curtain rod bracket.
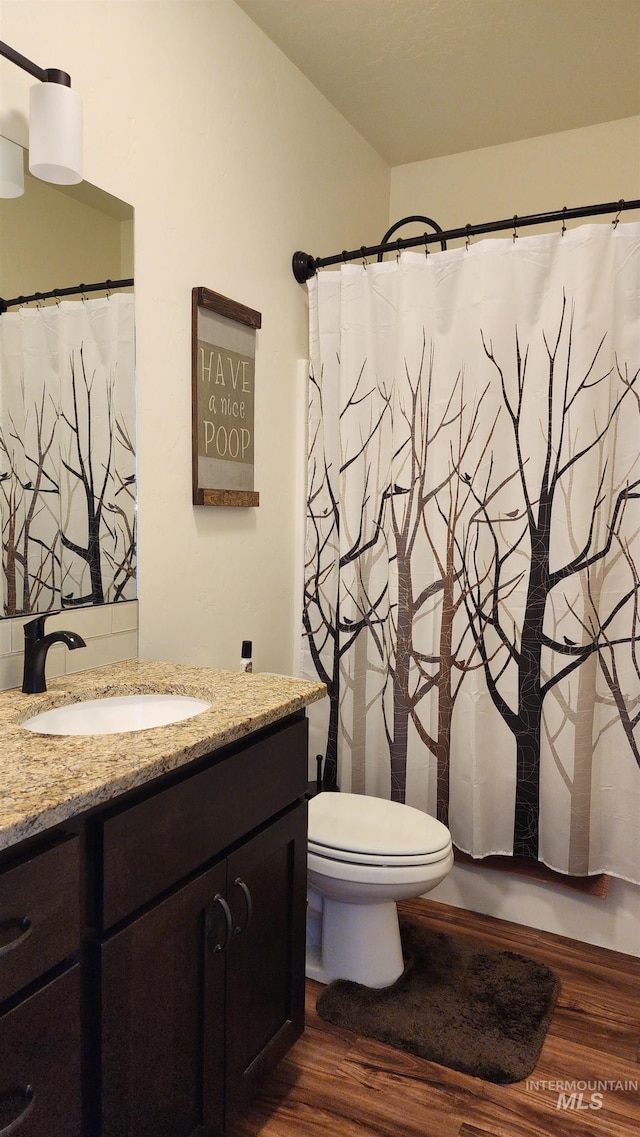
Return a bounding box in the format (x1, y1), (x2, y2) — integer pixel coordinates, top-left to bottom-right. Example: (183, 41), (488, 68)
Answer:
(292, 251), (318, 284)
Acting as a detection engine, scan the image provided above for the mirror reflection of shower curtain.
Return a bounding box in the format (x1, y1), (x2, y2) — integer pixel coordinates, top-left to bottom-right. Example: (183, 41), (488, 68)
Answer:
(301, 225), (640, 884)
(0, 294), (136, 615)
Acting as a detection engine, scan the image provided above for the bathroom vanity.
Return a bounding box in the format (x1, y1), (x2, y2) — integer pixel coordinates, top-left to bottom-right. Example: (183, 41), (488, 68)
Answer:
(0, 660), (325, 1137)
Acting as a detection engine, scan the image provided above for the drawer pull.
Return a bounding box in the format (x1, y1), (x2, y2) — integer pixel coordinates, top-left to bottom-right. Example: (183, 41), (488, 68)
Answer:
(232, 878), (252, 935)
(0, 918), (32, 960)
(206, 894), (232, 954)
(0, 1084), (35, 1135)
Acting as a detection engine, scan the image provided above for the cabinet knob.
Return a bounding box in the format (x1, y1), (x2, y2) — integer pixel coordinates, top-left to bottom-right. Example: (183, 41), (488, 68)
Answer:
(206, 894), (232, 954)
(0, 1084), (35, 1135)
(0, 918), (32, 960)
(232, 877), (252, 936)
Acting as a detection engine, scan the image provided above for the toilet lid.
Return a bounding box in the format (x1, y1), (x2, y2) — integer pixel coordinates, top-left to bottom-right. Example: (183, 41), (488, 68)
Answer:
(308, 792), (451, 861)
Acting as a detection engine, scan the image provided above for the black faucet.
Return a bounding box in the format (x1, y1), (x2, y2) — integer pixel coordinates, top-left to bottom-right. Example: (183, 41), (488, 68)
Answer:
(22, 613), (86, 694)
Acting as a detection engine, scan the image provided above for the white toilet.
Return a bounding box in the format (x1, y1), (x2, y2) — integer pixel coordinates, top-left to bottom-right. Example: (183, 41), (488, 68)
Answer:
(306, 791), (453, 988)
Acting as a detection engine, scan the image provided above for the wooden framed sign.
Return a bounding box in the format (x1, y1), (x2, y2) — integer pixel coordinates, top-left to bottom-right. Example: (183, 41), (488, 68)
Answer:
(191, 286), (261, 506)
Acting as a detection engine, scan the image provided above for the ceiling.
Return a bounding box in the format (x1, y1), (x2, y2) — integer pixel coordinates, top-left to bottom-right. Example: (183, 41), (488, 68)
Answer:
(234, 0), (640, 166)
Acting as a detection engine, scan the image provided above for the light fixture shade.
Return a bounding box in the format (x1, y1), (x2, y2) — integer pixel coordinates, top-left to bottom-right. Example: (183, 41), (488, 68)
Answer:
(0, 136), (25, 197)
(29, 80), (82, 185)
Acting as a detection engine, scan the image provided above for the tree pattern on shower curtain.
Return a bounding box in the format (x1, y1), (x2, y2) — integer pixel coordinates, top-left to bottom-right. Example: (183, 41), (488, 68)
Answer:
(302, 224), (640, 883)
(469, 296), (639, 858)
(0, 294), (136, 616)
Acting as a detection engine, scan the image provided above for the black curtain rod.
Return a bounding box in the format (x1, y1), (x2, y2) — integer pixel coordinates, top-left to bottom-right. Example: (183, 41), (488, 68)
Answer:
(0, 278), (134, 315)
(292, 198), (640, 283)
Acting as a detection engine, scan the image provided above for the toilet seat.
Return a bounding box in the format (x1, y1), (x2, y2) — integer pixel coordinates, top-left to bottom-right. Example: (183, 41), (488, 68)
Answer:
(308, 792), (452, 867)
(309, 845), (453, 878)
(308, 842), (451, 867)
(308, 844), (454, 886)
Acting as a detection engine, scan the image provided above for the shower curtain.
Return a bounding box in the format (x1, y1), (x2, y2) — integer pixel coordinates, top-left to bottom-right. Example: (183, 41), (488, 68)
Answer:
(301, 223), (640, 884)
(0, 293), (136, 616)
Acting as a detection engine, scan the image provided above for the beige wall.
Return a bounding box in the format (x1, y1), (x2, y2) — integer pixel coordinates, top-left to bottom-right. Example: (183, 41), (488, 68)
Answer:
(1, 0), (390, 677)
(390, 116), (640, 958)
(390, 116), (640, 238)
(0, 173), (128, 299)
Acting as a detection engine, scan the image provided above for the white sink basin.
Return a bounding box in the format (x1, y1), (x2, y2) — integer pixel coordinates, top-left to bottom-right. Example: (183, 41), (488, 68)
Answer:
(22, 694), (211, 736)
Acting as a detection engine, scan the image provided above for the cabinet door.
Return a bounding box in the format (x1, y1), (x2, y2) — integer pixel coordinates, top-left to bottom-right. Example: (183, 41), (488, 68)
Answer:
(0, 966), (81, 1137)
(101, 861), (227, 1137)
(224, 801), (307, 1122)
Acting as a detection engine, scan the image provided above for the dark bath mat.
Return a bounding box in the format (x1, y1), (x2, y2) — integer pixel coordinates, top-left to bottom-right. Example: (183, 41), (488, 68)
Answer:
(315, 916), (561, 1084)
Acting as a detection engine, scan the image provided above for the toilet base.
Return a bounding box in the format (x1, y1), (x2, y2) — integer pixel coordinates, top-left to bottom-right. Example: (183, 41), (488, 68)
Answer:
(306, 896), (404, 988)
(305, 943), (329, 984)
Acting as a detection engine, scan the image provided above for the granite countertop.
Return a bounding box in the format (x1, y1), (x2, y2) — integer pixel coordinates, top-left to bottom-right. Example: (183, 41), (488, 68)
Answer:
(0, 659), (326, 853)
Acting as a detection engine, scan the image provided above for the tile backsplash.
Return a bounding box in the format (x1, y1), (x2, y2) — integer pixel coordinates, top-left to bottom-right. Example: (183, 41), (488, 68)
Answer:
(0, 601), (138, 692)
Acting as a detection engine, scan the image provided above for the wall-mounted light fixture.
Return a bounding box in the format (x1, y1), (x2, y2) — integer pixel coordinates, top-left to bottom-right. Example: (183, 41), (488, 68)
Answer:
(0, 40), (82, 188)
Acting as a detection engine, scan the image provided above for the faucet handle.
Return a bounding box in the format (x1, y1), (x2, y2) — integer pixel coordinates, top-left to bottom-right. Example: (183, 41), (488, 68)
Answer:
(23, 614), (48, 642)
(23, 612), (61, 643)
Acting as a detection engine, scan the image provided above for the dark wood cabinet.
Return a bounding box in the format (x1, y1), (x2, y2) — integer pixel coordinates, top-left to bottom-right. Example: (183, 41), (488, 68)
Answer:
(100, 803), (307, 1137)
(0, 966), (82, 1136)
(100, 716), (308, 928)
(0, 711), (309, 1136)
(101, 861), (227, 1137)
(223, 804), (307, 1123)
(0, 836), (81, 1135)
(0, 835), (80, 1004)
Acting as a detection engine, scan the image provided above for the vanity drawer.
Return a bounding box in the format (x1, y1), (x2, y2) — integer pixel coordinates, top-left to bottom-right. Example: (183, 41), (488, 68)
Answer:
(0, 836), (80, 1005)
(0, 964), (81, 1136)
(101, 716), (308, 928)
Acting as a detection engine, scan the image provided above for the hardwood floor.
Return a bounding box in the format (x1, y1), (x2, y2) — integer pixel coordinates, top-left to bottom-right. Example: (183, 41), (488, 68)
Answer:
(228, 898), (640, 1137)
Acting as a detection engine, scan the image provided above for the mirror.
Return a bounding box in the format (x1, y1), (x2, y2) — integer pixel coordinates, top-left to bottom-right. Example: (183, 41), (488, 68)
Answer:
(0, 140), (135, 618)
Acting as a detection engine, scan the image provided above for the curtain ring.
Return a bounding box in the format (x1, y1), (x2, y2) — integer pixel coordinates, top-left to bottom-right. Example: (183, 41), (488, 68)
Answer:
(341, 250), (349, 264)
(612, 200), (624, 229)
(512, 215), (518, 242)
(465, 224), (472, 251)
(424, 233), (429, 258)
(360, 246), (367, 268)
(561, 207), (567, 237)
(396, 238), (402, 262)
